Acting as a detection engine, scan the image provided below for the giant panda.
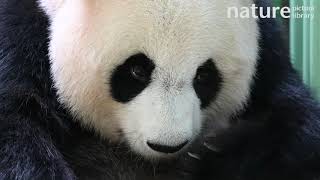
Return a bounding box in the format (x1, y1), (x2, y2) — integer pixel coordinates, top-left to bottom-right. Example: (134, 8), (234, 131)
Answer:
(0, 0), (320, 179)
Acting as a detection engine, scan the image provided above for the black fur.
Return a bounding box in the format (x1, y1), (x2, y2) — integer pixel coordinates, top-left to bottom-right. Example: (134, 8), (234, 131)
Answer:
(0, 0), (320, 180)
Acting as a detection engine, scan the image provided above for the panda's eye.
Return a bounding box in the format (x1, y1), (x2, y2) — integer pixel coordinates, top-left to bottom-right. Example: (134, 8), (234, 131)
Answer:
(110, 53), (155, 103)
(131, 65), (148, 82)
(193, 59), (222, 109)
(195, 68), (211, 85)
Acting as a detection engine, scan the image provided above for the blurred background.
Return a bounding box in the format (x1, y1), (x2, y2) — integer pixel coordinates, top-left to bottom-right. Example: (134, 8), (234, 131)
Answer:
(273, 0), (320, 98)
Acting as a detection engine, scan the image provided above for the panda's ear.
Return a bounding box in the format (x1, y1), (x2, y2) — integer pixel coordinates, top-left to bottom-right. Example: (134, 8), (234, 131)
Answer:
(38, 0), (65, 18)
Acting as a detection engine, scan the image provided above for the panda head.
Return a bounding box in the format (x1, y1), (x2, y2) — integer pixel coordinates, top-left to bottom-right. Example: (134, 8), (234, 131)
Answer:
(40, 0), (259, 159)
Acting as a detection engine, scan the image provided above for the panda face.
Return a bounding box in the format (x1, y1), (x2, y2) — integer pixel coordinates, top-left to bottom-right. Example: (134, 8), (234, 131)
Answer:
(110, 54), (222, 157)
(41, 0), (259, 158)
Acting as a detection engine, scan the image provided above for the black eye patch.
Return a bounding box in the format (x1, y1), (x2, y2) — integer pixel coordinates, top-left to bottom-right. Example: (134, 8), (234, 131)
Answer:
(193, 59), (222, 109)
(110, 53), (155, 103)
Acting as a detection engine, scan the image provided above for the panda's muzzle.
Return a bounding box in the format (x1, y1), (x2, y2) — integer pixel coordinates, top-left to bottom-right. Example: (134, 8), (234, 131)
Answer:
(147, 140), (189, 154)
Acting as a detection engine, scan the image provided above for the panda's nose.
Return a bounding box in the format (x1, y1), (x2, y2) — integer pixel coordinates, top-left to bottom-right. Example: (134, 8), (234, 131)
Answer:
(147, 141), (188, 154)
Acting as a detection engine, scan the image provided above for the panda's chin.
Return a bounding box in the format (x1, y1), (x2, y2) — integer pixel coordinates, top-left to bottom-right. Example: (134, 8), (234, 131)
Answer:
(137, 147), (184, 161)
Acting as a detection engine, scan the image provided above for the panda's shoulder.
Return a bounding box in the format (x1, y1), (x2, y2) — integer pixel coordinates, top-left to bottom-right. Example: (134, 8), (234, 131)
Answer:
(0, 0), (50, 97)
(0, 0), (68, 138)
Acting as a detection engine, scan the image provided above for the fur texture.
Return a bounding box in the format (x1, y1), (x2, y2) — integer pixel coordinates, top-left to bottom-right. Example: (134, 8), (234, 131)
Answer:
(0, 0), (319, 180)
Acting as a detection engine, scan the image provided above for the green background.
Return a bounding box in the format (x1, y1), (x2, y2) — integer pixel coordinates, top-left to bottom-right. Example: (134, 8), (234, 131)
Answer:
(274, 0), (320, 98)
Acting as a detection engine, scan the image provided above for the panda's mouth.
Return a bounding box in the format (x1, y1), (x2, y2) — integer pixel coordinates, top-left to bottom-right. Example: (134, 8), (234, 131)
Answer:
(146, 140), (189, 154)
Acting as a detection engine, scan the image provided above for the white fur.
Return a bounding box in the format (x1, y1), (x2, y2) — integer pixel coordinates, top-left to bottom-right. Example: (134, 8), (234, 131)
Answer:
(38, 0), (64, 18)
(40, 0), (259, 158)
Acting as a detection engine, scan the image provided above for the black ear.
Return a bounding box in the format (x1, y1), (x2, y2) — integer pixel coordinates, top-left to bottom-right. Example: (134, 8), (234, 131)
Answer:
(38, 0), (65, 17)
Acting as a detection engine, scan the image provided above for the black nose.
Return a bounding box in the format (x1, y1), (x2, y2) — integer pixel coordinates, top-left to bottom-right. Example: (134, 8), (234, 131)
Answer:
(147, 141), (188, 154)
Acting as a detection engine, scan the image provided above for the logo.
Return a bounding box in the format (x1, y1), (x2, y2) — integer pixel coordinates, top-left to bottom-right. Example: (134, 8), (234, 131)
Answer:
(228, 4), (315, 19)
